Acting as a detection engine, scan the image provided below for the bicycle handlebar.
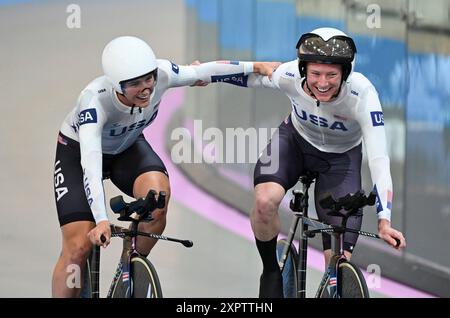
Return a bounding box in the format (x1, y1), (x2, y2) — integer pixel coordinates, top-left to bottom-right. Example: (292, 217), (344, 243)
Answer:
(314, 190), (400, 247)
(303, 225), (400, 247)
(110, 190), (166, 222)
(319, 190), (376, 213)
(100, 232), (194, 248)
(97, 190), (194, 248)
(100, 229), (194, 248)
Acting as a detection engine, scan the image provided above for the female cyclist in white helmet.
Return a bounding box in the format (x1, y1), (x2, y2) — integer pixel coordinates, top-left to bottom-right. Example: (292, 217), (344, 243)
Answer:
(51, 35), (279, 297)
(102, 36), (158, 109)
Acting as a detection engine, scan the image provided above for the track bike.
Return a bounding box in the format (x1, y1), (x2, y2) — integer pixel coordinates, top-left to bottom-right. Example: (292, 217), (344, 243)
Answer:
(81, 189), (193, 298)
(276, 172), (400, 298)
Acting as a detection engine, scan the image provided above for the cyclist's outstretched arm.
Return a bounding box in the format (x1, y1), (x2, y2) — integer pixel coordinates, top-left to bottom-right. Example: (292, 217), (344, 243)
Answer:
(158, 59), (281, 89)
(355, 82), (406, 249)
(246, 60), (293, 90)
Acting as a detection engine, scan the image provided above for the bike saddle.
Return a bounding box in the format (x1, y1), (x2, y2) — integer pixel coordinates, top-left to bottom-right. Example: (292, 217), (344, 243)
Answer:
(300, 171), (319, 185)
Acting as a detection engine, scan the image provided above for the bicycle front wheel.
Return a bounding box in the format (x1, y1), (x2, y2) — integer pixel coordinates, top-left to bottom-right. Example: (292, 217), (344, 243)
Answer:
(318, 261), (369, 298)
(276, 239), (298, 298)
(109, 256), (163, 298)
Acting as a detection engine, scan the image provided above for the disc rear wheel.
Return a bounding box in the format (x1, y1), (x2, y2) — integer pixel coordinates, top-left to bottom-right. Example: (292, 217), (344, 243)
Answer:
(110, 256), (163, 298)
(338, 261), (369, 298)
(318, 261), (369, 298)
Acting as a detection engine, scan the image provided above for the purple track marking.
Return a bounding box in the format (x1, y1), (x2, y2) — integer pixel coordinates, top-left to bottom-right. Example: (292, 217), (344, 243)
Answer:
(144, 88), (435, 298)
(143, 89), (254, 241)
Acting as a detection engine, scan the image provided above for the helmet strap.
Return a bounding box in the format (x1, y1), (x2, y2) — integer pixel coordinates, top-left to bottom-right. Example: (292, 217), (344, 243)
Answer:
(302, 79), (320, 107)
(303, 79), (316, 98)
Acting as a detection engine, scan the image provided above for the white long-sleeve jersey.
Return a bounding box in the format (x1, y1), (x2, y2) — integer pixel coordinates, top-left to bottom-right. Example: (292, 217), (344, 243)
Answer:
(247, 60), (393, 221)
(60, 60), (254, 224)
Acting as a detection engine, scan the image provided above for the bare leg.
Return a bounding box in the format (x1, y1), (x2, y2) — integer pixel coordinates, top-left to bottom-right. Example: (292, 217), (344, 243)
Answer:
(132, 171), (170, 255)
(250, 182), (286, 298)
(52, 221), (94, 297)
(250, 182), (285, 241)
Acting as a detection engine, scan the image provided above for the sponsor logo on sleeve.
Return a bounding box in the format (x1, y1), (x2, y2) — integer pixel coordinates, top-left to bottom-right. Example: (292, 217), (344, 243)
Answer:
(211, 73), (248, 87)
(79, 109), (97, 125)
(83, 169), (94, 206)
(370, 111), (384, 127)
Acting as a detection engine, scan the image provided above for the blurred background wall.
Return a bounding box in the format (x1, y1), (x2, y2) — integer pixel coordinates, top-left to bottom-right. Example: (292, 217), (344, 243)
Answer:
(173, 0), (450, 297)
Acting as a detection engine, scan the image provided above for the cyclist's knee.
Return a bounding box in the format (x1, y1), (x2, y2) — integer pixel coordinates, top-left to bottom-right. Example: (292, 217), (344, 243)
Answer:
(253, 183), (285, 222)
(133, 171), (171, 200)
(253, 195), (280, 225)
(62, 240), (92, 266)
(151, 206), (168, 223)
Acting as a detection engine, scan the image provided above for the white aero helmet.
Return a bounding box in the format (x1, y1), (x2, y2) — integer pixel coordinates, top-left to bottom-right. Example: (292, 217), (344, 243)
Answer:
(296, 27), (357, 82)
(102, 36), (157, 94)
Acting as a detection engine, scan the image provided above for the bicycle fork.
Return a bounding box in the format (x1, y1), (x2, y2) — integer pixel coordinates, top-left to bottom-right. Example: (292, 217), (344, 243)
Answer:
(318, 232), (346, 298)
(278, 214), (300, 273)
(279, 184), (312, 298)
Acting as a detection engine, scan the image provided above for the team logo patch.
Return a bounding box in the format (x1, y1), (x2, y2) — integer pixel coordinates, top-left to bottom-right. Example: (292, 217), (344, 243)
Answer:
(294, 107), (348, 131)
(171, 62), (179, 74)
(370, 111), (384, 126)
(79, 109), (97, 125)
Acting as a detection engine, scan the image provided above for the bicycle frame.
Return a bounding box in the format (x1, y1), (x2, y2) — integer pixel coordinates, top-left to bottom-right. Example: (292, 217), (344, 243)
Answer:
(311, 226), (347, 298)
(85, 223), (145, 298)
(84, 190), (193, 298)
(277, 173), (381, 298)
(106, 223), (141, 298)
(278, 172), (318, 298)
(87, 222), (193, 298)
